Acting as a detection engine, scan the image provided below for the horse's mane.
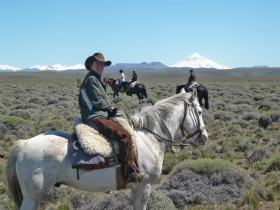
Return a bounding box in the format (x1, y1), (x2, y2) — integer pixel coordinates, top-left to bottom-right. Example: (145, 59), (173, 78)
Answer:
(133, 93), (193, 129)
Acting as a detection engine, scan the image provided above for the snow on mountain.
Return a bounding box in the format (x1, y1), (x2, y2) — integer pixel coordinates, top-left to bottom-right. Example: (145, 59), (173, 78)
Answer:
(25, 64), (85, 71)
(171, 53), (230, 69)
(0, 65), (21, 71)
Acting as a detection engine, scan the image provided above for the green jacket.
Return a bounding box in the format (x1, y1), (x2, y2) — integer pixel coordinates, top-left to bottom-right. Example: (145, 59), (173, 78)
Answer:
(79, 71), (112, 123)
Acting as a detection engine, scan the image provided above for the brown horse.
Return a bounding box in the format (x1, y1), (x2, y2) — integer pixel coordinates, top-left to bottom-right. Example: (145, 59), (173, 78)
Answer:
(77, 78), (83, 89)
(103, 78), (127, 98)
(104, 78), (147, 100)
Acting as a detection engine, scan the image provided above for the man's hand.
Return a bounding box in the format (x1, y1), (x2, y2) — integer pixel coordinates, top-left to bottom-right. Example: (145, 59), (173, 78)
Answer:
(108, 108), (118, 118)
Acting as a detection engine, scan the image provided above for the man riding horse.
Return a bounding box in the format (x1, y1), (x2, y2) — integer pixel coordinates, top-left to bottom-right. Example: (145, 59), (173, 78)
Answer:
(185, 69), (198, 92)
(79, 52), (144, 183)
(118, 69), (127, 91)
(127, 70), (138, 96)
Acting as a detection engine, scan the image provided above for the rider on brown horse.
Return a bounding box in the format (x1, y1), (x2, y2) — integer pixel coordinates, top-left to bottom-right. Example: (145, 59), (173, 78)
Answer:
(118, 69), (126, 91)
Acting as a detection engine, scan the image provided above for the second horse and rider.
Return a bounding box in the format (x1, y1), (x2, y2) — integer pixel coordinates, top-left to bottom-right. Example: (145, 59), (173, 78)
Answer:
(117, 69), (138, 96)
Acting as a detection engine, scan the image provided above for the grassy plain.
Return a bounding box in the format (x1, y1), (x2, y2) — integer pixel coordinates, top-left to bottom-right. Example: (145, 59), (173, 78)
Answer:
(0, 69), (280, 210)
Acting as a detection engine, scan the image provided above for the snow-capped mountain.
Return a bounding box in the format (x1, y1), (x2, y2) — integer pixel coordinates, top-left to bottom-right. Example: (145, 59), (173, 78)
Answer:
(0, 65), (21, 71)
(171, 53), (230, 69)
(24, 64), (85, 71)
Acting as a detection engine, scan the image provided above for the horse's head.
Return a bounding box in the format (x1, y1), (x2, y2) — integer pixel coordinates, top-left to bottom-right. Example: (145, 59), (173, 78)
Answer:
(103, 77), (108, 84)
(176, 84), (186, 94)
(103, 78), (116, 86)
(77, 78), (83, 89)
(180, 92), (208, 145)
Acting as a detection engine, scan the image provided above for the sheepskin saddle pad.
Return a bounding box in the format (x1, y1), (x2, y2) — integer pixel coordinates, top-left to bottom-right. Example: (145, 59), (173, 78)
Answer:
(74, 111), (137, 158)
(129, 81), (139, 88)
(187, 83), (199, 92)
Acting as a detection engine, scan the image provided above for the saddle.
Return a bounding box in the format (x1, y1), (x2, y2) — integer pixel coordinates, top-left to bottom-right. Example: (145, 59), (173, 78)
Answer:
(129, 81), (139, 89)
(72, 111), (137, 169)
(187, 82), (198, 92)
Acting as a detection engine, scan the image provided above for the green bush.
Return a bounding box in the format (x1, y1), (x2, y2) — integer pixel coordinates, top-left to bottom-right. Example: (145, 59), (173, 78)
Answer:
(0, 115), (32, 128)
(242, 188), (259, 209)
(8, 109), (32, 120)
(265, 156), (280, 172)
(170, 158), (247, 178)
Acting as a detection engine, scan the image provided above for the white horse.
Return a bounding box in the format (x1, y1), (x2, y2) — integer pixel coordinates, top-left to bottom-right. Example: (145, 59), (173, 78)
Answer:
(7, 90), (208, 210)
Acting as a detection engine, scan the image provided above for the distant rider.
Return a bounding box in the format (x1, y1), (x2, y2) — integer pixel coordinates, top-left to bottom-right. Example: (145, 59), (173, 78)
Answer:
(185, 69), (197, 91)
(118, 69), (126, 90)
(126, 71), (138, 95)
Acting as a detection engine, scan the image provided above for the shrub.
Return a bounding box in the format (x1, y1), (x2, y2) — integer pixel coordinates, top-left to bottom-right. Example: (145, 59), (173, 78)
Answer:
(29, 97), (46, 105)
(223, 104), (253, 114)
(202, 112), (214, 123)
(55, 101), (73, 109)
(258, 102), (271, 111)
(258, 115), (272, 129)
(42, 119), (66, 132)
(241, 188), (259, 209)
(159, 159), (248, 208)
(8, 109), (32, 120)
(70, 191), (97, 209)
(234, 99), (252, 105)
(242, 112), (260, 121)
(265, 156), (280, 172)
(81, 191), (131, 210)
(40, 186), (73, 208)
(214, 111), (233, 121)
(82, 190), (176, 210)
(271, 112), (280, 122)
(47, 99), (59, 105)
(0, 116), (32, 129)
(248, 148), (268, 163)
(232, 119), (248, 128)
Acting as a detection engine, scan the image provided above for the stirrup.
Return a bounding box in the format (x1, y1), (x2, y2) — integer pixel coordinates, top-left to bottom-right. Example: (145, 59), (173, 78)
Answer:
(127, 173), (145, 183)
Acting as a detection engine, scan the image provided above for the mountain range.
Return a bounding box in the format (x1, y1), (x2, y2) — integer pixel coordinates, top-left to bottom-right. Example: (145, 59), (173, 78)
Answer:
(0, 53), (269, 72)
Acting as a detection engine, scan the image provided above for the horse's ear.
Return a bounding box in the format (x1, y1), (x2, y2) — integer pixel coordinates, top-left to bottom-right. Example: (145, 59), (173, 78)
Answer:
(180, 87), (186, 93)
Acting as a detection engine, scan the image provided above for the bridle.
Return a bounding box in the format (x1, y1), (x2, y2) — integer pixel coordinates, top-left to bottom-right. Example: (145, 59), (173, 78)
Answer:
(131, 100), (205, 144)
(179, 100), (205, 141)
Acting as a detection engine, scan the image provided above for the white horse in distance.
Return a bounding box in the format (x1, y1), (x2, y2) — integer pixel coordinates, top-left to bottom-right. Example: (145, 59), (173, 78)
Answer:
(7, 90), (208, 210)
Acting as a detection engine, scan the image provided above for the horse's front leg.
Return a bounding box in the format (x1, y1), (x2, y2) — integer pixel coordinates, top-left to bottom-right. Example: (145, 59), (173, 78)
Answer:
(131, 183), (151, 210)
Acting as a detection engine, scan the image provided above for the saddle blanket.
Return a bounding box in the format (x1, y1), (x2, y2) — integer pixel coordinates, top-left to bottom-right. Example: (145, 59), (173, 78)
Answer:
(72, 133), (116, 169)
(72, 111), (137, 168)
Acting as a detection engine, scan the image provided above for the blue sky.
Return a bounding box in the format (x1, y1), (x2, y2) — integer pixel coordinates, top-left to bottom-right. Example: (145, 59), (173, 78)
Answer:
(1, 0), (279, 68)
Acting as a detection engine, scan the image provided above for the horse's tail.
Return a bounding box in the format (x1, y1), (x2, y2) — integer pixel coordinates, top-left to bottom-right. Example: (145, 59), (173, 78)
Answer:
(142, 84), (148, 98)
(7, 140), (26, 209)
(204, 87), (209, 110)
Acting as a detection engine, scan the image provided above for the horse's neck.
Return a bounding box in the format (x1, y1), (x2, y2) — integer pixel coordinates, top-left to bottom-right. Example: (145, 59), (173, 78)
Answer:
(142, 102), (184, 144)
(161, 103), (185, 140)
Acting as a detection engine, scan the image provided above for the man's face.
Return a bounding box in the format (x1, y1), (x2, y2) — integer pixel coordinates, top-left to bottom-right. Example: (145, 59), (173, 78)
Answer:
(90, 60), (105, 74)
